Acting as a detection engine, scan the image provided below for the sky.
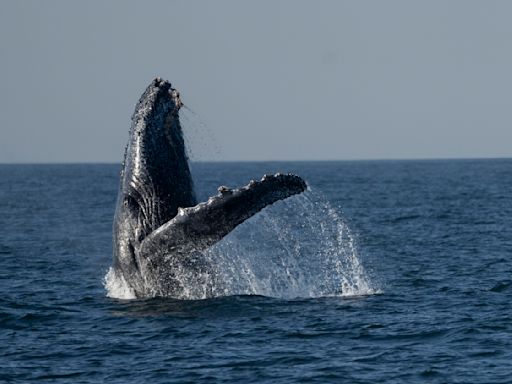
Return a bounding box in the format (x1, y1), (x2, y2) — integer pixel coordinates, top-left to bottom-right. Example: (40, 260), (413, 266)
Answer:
(1, 0), (511, 163)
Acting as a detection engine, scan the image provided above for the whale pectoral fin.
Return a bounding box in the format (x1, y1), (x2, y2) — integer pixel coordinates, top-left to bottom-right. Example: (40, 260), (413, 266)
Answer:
(139, 173), (307, 256)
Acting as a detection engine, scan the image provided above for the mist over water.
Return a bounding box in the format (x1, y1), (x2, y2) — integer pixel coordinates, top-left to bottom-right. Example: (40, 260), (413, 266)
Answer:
(180, 106), (223, 162)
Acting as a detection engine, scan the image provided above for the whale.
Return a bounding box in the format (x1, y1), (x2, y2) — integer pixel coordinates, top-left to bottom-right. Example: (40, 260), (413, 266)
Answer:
(112, 78), (307, 298)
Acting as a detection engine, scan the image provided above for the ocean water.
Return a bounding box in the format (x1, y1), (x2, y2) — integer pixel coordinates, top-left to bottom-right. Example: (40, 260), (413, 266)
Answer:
(1, 159), (511, 383)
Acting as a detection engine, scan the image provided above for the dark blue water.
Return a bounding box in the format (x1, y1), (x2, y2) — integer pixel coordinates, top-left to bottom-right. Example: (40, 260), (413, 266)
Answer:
(1, 160), (511, 383)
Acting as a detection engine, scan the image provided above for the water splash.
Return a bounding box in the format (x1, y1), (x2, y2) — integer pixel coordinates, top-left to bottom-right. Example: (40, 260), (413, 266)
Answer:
(105, 190), (379, 300)
(201, 191), (379, 299)
(104, 267), (136, 300)
(180, 106), (223, 161)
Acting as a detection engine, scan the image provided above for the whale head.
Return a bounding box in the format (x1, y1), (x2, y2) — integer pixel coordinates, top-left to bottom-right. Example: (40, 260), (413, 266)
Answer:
(113, 78), (197, 291)
(119, 78), (196, 238)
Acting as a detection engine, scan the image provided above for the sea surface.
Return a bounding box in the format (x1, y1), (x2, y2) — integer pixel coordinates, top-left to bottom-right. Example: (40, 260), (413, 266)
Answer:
(1, 159), (511, 383)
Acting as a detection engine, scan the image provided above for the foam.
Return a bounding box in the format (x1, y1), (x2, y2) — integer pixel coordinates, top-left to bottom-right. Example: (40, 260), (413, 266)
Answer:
(103, 267), (136, 300)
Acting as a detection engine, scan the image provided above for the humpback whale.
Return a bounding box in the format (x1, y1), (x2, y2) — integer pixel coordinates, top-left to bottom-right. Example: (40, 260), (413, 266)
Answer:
(112, 78), (307, 298)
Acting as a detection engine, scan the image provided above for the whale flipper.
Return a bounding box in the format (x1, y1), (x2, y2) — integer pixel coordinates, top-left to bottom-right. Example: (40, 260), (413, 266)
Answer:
(140, 173), (307, 259)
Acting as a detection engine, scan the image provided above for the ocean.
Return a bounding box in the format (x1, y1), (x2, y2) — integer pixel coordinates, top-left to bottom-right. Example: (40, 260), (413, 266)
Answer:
(0, 159), (511, 383)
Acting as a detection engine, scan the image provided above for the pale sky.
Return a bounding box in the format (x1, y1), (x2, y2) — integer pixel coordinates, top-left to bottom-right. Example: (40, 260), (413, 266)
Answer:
(1, 0), (511, 162)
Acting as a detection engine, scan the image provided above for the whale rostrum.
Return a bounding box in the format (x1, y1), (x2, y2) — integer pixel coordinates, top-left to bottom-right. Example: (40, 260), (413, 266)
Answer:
(112, 78), (307, 298)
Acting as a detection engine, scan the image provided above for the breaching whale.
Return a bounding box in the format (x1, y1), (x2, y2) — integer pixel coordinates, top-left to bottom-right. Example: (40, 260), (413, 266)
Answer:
(112, 78), (307, 298)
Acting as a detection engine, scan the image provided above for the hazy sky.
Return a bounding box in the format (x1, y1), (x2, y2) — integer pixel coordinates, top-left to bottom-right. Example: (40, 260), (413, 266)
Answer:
(1, 1), (511, 162)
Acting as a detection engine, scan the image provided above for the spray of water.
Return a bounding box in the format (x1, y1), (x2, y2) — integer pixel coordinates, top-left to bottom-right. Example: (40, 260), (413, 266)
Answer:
(198, 190), (378, 299)
(179, 106), (223, 162)
(104, 267), (136, 300)
(104, 190), (379, 300)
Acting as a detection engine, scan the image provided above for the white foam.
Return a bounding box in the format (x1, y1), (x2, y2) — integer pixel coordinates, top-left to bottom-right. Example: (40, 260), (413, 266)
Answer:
(103, 267), (136, 300)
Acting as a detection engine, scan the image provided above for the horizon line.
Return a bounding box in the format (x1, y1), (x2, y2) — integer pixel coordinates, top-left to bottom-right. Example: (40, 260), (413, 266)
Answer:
(1, 155), (511, 166)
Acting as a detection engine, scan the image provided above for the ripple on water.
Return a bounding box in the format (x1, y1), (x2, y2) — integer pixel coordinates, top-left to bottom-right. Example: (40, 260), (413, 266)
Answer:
(1, 161), (512, 383)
